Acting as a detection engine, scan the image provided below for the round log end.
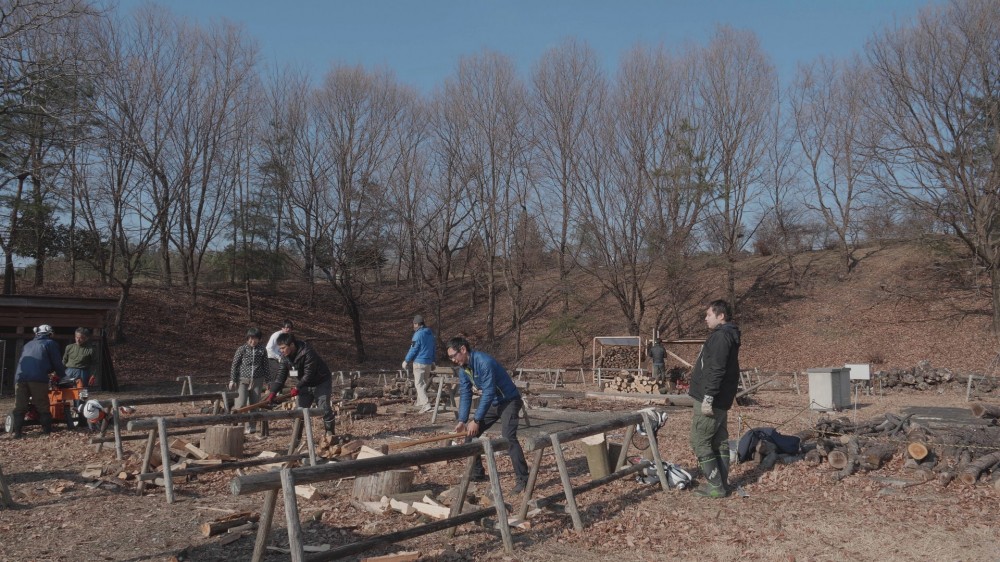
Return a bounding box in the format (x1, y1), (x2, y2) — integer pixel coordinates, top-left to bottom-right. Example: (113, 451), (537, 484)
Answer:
(907, 442), (928, 461)
(827, 450), (849, 470)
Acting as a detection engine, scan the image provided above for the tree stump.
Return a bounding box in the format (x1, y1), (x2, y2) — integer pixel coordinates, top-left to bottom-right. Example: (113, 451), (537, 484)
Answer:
(352, 469), (414, 502)
(201, 425), (244, 458)
(0, 464), (12, 509)
(581, 433), (610, 479)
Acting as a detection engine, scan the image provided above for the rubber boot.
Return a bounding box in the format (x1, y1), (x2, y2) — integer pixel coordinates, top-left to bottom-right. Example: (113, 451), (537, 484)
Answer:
(716, 450), (731, 493)
(39, 413), (53, 435)
(695, 455), (727, 498)
(10, 415), (24, 439)
(323, 417), (335, 436)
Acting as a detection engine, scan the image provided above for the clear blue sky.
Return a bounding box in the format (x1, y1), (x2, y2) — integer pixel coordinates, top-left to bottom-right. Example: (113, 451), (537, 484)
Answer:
(113, 0), (937, 92)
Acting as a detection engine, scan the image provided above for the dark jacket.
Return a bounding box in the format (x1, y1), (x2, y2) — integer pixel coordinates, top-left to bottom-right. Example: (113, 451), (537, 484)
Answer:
(457, 350), (521, 424)
(649, 343), (666, 365)
(231, 343), (270, 384)
(16, 334), (67, 383)
(269, 339), (331, 394)
(687, 323), (741, 410)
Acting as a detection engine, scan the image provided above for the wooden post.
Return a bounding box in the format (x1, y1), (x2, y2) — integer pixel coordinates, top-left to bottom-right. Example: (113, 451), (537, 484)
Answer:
(158, 418), (175, 504)
(550, 434), (584, 532)
(280, 468), (305, 562)
(252, 489), (279, 562)
(481, 439), (514, 553)
(112, 398), (124, 460)
(431, 377), (445, 424)
(446, 454), (477, 538)
(642, 411), (669, 492)
(301, 410), (316, 467)
(220, 391), (231, 414)
(614, 424), (635, 471)
(517, 448), (546, 520)
(137, 429), (156, 495)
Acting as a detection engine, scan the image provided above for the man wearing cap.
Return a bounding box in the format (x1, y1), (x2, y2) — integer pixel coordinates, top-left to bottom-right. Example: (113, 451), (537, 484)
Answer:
(402, 315), (436, 414)
(9, 324), (66, 437)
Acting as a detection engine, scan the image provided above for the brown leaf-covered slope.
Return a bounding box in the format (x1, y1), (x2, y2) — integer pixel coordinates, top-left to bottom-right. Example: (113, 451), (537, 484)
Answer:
(20, 238), (996, 386)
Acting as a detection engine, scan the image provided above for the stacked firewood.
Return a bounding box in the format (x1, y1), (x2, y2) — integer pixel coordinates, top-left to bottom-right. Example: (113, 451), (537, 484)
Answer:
(605, 370), (662, 394)
(876, 360), (995, 392)
(799, 404), (1000, 488)
(598, 346), (639, 369)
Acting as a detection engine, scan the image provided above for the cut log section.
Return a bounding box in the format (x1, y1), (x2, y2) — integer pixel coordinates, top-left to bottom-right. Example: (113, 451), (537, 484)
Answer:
(958, 451), (1000, 486)
(906, 441), (929, 461)
(202, 426), (244, 458)
(581, 433), (610, 479)
(200, 512), (260, 537)
(970, 403), (1000, 419)
(352, 469), (414, 502)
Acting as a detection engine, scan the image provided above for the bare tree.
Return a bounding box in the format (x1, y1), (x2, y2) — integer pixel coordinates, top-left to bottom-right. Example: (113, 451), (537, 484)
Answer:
(530, 39), (604, 312)
(867, 0), (1000, 333)
(791, 56), (876, 275)
(697, 26), (778, 310)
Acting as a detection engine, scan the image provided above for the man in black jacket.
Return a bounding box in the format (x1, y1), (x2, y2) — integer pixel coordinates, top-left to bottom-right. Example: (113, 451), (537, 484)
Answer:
(266, 333), (336, 435)
(687, 300), (741, 498)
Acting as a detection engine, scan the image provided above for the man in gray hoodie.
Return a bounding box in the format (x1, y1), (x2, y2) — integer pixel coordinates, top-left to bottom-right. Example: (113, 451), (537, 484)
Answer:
(687, 300), (741, 498)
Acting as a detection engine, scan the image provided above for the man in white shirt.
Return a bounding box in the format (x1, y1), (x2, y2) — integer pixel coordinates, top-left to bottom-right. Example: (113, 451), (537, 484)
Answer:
(267, 320), (294, 380)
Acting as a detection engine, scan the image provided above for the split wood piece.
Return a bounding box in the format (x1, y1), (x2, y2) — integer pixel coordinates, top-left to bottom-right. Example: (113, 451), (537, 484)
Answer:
(360, 551), (420, 562)
(202, 425), (244, 458)
(581, 434), (610, 479)
(201, 512), (261, 537)
(970, 403), (1000, 420)
(958, 451), (1000, 486)
(81, 464), (103, 479)
(387, 432), (464, 452)
(356, 445), (387, 460)
(387, 489), (433, 503)
(185, 443), (210, 460)
(388, 498), (416, 515)
(295, 485), (319, 500)
(352, 500), (388, 515)
(352, 469), (414, 502)
(411, 501), (451, 519)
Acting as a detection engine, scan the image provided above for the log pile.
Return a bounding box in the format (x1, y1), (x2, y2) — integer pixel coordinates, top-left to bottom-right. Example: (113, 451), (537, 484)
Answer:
(875, 360), (995, 392)
(597, 346), (639, 369)
(605, 370), (662, 394)
(799, 407), (1000, 489)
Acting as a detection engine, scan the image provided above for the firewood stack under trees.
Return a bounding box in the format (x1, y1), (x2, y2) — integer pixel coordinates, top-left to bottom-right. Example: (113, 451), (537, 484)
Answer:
(597, 346), (640, 370)
(605, 370), (662, 393)
(795, 404), (1000, 489)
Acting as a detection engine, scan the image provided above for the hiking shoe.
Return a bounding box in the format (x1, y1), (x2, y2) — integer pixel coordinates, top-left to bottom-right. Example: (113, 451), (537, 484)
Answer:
(418, 404), (433, 414)
(512, 479), (527, 494)
(470, 473), (489, 483)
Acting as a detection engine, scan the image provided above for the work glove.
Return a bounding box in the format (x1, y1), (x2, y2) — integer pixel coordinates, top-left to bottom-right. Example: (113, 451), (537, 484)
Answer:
(266, 392), (277, 404)
(401, 361), (409, 370)
(228, 381), (237, 391)
(701, 395), (715, 417)
(289, 387), (299, 398)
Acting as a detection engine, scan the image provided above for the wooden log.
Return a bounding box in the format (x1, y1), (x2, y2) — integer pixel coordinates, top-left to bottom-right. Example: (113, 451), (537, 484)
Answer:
(0, 464), (12, 509)
(352, 469), (414, 502)
(803, 449), (823, 466)
(200, 512), (260, 537)
(861, 444), (896, 471)
(202, 426), (244, 458)
(970, 403), (1000, 419)
(907, 441), (929, 461)
(387, 432), (464, 452)
(959, 451), (1000, 486)
(581, 433), (610, 479)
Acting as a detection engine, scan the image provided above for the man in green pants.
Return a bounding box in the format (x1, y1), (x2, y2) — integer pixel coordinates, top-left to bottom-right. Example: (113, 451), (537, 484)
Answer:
(687, 300), (741, 498)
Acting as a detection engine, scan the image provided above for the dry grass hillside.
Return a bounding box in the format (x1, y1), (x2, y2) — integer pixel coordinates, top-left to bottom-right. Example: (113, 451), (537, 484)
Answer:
(18, 237), (998, 386)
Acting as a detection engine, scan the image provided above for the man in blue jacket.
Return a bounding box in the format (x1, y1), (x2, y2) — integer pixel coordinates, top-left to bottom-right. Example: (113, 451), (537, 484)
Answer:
(687, 300), (741, 498)
(10, 324), (66, 437)
(447, 336), (529, 493)
(402, 315), (436, 414)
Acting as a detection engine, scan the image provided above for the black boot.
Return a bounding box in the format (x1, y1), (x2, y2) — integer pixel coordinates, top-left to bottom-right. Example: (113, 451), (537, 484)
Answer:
(39, 414), (53, 435)
(323, 417), (335, 436)
(695, 455), (727, 498)
(10, 415), (24, 439)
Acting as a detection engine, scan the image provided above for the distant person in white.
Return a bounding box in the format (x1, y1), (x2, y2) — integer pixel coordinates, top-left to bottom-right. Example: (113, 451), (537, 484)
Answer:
(267, 320), (294, 380)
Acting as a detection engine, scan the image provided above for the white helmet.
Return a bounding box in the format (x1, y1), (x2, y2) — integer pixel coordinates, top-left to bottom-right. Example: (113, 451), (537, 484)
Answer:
(34, 324), (53, 336)
(82, 400), (105, 423)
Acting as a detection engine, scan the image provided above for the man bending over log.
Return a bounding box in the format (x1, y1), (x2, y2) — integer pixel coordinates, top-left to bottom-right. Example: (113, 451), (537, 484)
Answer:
(266, 333), (336, 436)
(687, 300), (741, 498)
(447, 336), (529, 494)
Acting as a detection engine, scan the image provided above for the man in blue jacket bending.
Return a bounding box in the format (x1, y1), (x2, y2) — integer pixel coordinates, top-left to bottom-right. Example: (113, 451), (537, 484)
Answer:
(402, 315), (436, 414)
(447, 336), (529, 493)
(10, 324), (66, 437)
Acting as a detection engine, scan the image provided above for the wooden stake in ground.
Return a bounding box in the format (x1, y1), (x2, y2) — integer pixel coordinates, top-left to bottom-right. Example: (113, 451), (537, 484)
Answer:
(0, 464), (13, 509)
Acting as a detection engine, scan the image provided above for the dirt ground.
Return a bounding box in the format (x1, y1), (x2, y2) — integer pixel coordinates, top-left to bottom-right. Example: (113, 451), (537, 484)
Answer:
(1, 379), (998, 562)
